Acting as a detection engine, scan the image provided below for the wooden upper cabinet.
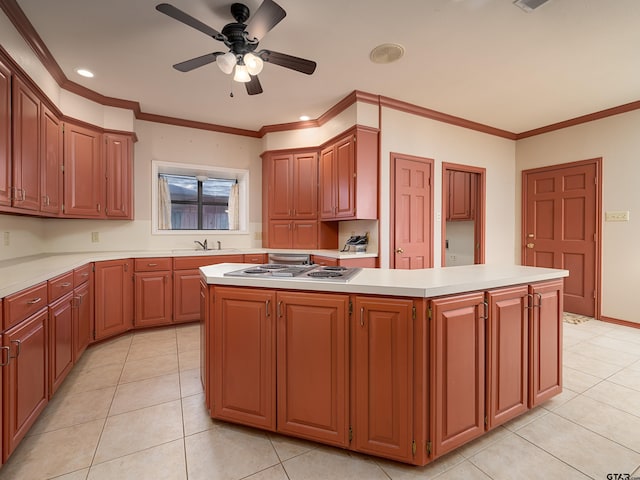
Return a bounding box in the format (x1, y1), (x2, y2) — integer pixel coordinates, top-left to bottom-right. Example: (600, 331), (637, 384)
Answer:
(104, 133), (133, 219)
(12, 76), (40, 211)
(265, 151), (317, 220)
(40, 105), (63, 215)
(0, 59), (10, 207)
(447, 170), (475, 221)
(431, 292), (485, 457)
(267, 153), (293, 219)
(292, 152), (317, 219)
(319, 126), (378, 221)
(63, 122), (103, 217)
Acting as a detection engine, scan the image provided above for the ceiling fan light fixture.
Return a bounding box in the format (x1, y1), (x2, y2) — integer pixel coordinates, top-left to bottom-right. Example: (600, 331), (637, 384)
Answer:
(217, 52), (237, 74)
(244, 53), (264, 75)
(233, 64), (251, 82)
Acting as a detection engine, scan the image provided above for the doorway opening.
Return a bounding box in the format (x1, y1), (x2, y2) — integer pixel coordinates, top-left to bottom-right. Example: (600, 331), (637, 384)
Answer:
(441, 163), (486, 267)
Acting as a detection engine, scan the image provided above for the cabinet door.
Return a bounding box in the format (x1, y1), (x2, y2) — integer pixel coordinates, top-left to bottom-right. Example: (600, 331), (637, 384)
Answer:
(448, 171), (472, 221)
(73, 280), (93, 361)
(353, 296), (414, 462)
(318, 145), (335, 219)
(0, 60), (10, 207)
(311, 255), (339, 267)
(134, 271), (172, 327)
(529, 280), (563, 407)
(104, 133), (132, 218)
(268, 220), (293, 248)
(174, 269), (202, 323)
(3, 309), (48, 460)
(212, 287), (276, 430)
(268, 153), (293, 219)
(292, 152), (317, 219)
(292, 221), (317, 249)
(63, 122), (102, 217)
(94, 259), (133, 340)
(40, 105), (63, 214)
(334, 135), (356, 218)
(486, 286), (529, 429)
(200, 280), (210, 409)
(431, 292), (485, 457)
(12, 77), (40, 211)
(276, 292), (349, 446)
(48, 293), (74, 396)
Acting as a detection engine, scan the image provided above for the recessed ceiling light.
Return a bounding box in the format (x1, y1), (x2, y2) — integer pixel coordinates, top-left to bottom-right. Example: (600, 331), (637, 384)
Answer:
(369, 43), (405, 64)
(299, 115), (310, 121)
(76, 68), (94, 78)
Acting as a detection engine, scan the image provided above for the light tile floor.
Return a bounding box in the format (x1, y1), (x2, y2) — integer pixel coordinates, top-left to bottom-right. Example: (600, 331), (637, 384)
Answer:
(1, 319), (640, 479)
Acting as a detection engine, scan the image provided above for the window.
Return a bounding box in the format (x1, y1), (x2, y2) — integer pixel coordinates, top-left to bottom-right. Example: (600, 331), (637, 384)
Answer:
(152, 161), (249, 234)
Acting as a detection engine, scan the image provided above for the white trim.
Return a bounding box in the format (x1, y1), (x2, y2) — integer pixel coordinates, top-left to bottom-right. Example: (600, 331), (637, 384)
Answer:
(151, 160), (250, 235)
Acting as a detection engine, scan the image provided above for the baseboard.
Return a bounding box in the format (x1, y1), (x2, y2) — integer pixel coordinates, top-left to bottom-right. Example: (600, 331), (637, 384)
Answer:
(600, 316), (640, 329)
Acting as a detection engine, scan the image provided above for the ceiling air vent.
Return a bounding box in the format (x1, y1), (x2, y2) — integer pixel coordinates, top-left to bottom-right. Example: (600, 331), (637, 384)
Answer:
(513, 0), (551, 12)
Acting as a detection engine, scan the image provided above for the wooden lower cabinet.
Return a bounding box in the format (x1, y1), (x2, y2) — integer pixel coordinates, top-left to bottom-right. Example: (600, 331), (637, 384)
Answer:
(486, 285), (529, 429)
(94, 259), (133, 340)
(529, 280), (563, 407)
(3, 308), (48, 461)
(134, 271), (172, 327)
(431, 292), (486, 457)
(48, 292), (74, 396)
(200, 280), (211, 409)
(211, 287), (276, 430)
(277, 292), (349, 447)
(352, 296), (417, 463)
(72, 279), (92, 361)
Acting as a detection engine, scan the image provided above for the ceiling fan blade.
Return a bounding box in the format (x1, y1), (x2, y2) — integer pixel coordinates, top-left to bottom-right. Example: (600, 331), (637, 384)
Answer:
(245, 75), (263, 95)
(156, 3), (225, 40)
(173, 52), (224, 72)
(259, 50), (317, 75)
(245, 0), (286, 41)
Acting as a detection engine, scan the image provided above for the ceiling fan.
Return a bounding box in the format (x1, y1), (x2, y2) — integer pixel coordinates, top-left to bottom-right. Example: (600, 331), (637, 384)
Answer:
(156, 1), (317, 95)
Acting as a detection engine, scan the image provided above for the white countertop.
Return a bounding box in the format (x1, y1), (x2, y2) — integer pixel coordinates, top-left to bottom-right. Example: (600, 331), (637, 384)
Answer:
(0, 249), (377, 298)
(201, 263), (569, 298)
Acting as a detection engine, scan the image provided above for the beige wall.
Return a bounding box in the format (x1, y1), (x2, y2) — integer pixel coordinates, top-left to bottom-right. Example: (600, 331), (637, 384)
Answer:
(516, 110), (640, 324)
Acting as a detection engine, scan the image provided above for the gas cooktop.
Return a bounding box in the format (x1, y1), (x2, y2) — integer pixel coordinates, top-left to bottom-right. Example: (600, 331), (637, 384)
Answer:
(224, 264), (362, 282)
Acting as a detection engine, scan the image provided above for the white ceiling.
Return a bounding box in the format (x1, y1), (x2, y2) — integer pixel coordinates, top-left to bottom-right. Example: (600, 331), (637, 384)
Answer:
(14, 0), (640, 134)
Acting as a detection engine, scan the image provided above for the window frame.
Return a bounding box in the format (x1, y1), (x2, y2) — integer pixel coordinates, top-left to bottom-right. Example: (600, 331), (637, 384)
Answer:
(152, 160), (249, 235)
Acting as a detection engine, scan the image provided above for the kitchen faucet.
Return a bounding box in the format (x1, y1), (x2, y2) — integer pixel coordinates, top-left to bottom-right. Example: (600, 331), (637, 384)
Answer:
(194, 239), (208, 251)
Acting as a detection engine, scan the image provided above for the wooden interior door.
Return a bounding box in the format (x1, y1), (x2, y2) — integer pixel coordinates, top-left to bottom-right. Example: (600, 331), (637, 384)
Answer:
(522, 159), (600, 317)
(391, 154), (433, 269)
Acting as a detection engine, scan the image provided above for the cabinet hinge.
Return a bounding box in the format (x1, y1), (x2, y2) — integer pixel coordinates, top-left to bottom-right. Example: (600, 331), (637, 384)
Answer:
(427, 441), (432, 455)
(412, 305), (416, 321)
(412, 440), (417, 456)
(348, 426), (353, 443)
(348, 300), (353, 316)
(427, 307), (432, 319)
(485, 416), (488, 425)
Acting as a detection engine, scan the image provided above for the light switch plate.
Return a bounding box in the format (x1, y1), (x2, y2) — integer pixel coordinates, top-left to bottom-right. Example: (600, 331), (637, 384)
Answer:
(605, 211), (630, 222)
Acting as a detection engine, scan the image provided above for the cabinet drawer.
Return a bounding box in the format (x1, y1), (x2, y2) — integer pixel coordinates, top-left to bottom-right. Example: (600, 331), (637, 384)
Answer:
(134, 257), (172, 272)
(74, 263), (92, 286)
(243, 254), (267, 264)
(48, 271), (74, 302)
(3, 282), (48, 330)
(173, 256), (216, 270)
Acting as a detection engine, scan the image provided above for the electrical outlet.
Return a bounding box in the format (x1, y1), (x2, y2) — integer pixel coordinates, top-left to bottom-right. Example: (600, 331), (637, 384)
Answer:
(3, 231), (9, 246)
(91, 231), (100, 243)
(605, 211), (630, 222)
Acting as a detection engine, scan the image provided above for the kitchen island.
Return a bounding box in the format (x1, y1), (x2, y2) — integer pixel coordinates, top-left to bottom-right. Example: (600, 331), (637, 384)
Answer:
(200, 263), (568, 466)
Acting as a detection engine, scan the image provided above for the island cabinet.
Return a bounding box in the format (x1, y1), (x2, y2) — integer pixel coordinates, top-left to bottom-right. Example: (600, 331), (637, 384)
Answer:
(134, 258), (173, 328)
(94, 259), (133, 341)
(352, 296), (428, 464)
(319, 126), (378, 221)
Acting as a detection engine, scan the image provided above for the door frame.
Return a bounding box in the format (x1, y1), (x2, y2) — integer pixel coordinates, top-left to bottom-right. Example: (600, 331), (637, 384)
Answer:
(441, 163), (486, 267)
(521, 157), (602, 318)
(389, 153), (434, 269)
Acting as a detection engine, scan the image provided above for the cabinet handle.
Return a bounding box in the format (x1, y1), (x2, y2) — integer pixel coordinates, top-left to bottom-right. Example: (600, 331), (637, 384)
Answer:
(277, 301), (283, 318)
(266, 299), (271, 317)
(525, 293), (534, 309)
(60, 282), (72, 288)
(20, 189), (26, 201)
(482, 301), (489, 320)
(97, 203), (101, 213)
(10, 340), (21, 359)
(360, 307), (365, 327)
(81, 272), (89, 277)
(147, 263), (158, 267)
(72, 295), (81, 308)
(535, 292), (542, 308)
(0, 346), (10, 366)
(27, 297), (42, 305)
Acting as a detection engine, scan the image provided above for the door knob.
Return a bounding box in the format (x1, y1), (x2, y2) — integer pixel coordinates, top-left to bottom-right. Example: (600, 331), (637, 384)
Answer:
(526, 243), (535, 249)
(395, 247), (404, 254)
